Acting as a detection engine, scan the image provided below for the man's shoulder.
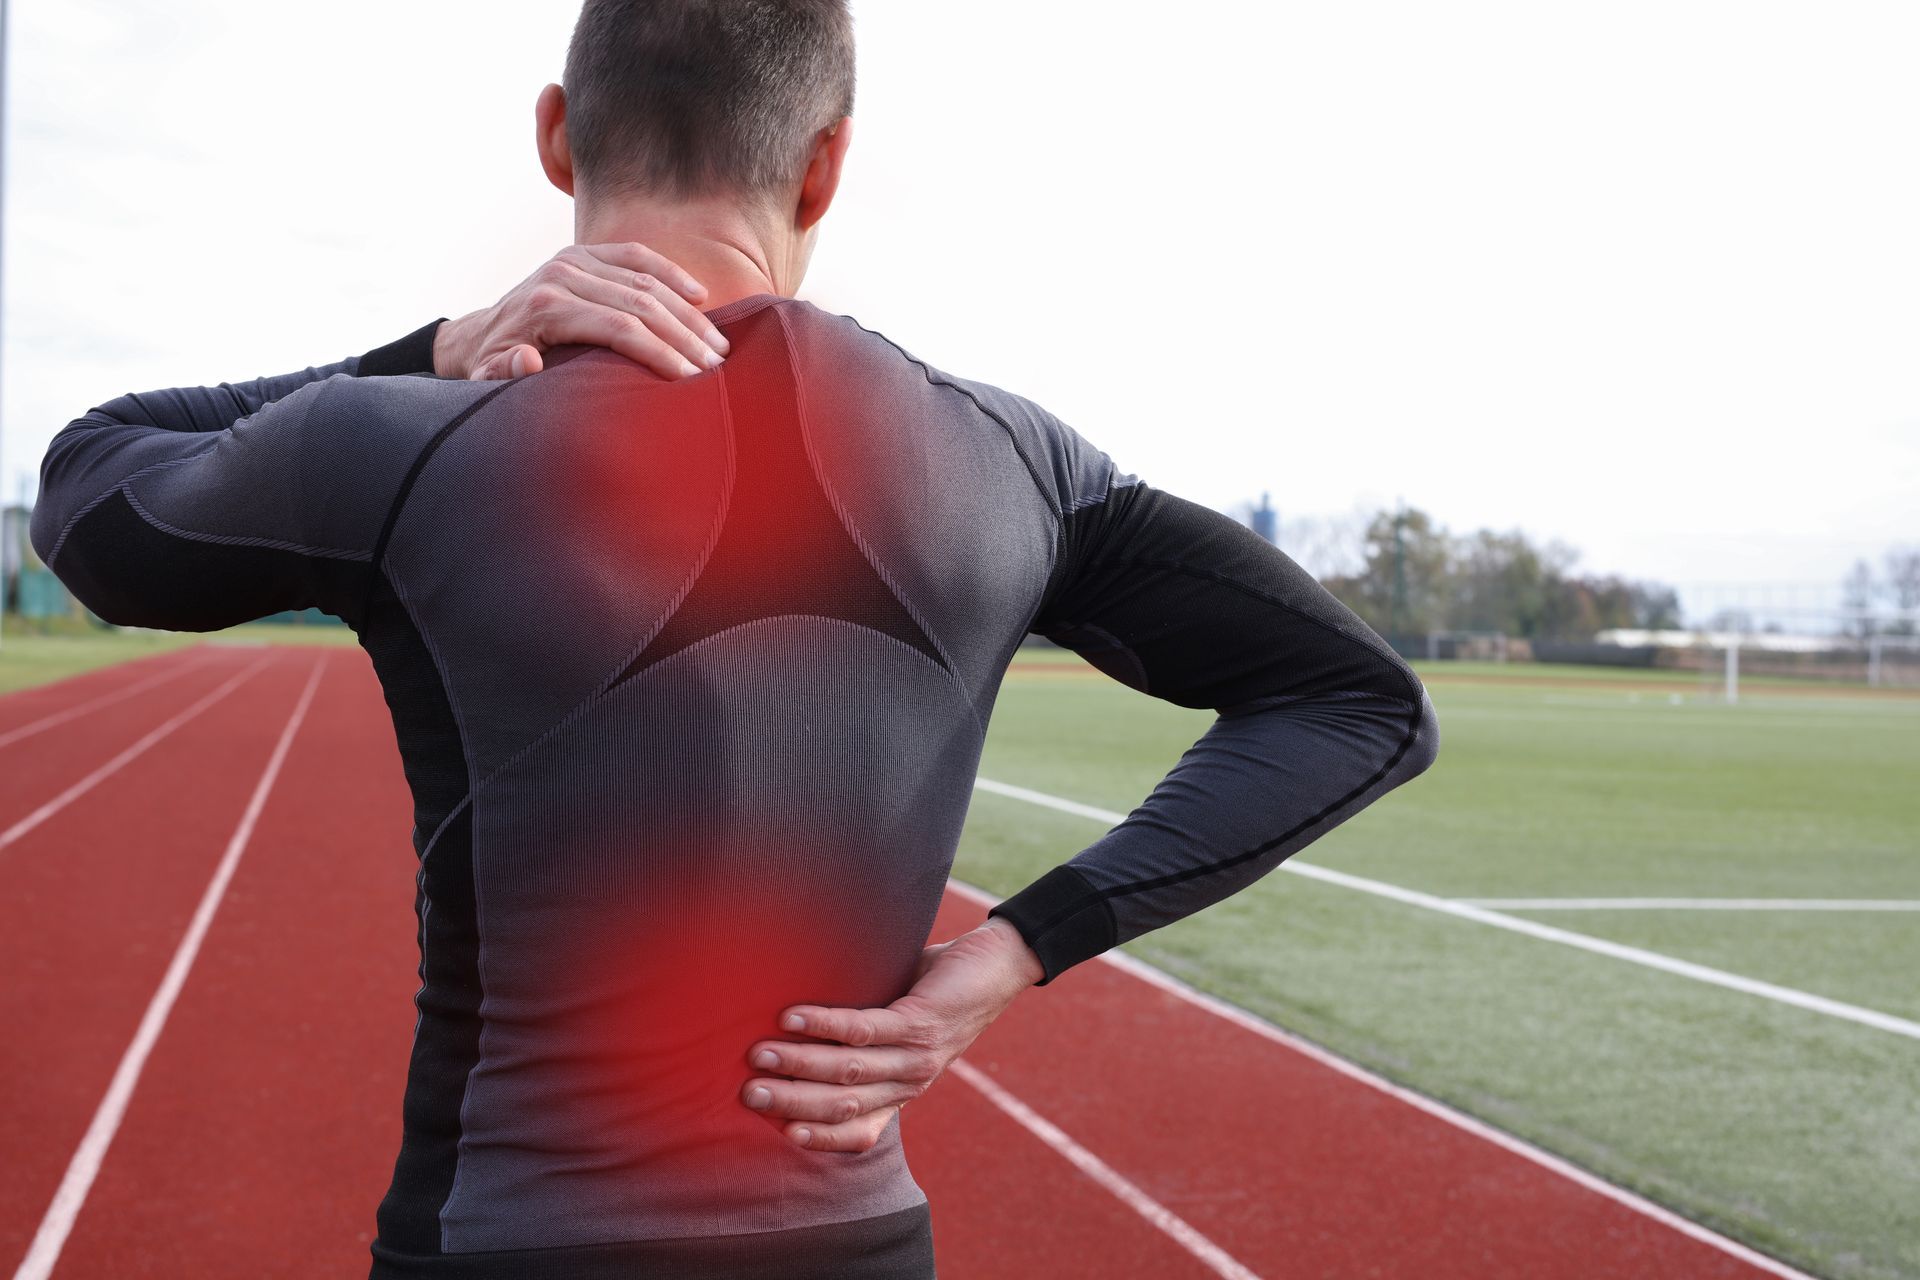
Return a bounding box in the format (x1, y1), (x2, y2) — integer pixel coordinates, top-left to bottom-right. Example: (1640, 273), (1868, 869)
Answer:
(771, 299), (1047, 429)
(772, 299), (1134, 521)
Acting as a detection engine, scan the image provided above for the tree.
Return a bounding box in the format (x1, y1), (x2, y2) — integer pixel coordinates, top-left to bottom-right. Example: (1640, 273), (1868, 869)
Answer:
(1323, 507), (1452, 639)
(1309, 503), (1683, 642)
(1886, 547), (1920, 611)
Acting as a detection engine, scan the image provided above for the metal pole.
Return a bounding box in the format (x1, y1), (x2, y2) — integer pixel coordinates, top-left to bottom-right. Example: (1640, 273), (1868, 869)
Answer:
(0, 0), (11, 652)
(1390, 505), (1407, 645)
(1724, 639), (1739, 705)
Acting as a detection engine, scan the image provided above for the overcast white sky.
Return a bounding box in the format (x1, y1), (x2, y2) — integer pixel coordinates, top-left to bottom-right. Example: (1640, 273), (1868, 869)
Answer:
(3, 1), (1916, 615)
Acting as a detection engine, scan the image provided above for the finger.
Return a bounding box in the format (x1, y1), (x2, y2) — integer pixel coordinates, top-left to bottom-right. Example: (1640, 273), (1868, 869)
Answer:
(575, 257), (731, 356)
(740, 1076), (920, 1123)
(558, 261), (729, 367)
(785, 1106), (900, 1154)
(747, 1040), (931, 1088)
(778, 1004), (917, 1047)
(578, 241), (711, 305)
(508, 345), (543, 378)
(562, 309), (707, 380)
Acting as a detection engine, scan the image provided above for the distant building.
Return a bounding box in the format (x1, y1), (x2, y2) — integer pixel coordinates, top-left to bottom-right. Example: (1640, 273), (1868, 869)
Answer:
(1251, 492), (1278, 545)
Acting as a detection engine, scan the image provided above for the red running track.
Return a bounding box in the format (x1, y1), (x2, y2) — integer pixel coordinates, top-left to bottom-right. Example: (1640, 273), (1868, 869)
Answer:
(0, 644), (1808, 1279)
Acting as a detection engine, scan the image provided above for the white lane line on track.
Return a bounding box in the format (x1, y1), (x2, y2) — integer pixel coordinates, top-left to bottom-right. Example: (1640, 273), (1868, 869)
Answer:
(0, 658), (269, 858)
(949, 1060), (1262, 1280)
(1465, 898), (1920, 912)
(0, 651), (207, 752)
(943, 877), (1818, 1280)
(11, 657), (325, 1280)
(971, 777), (1920, 1043)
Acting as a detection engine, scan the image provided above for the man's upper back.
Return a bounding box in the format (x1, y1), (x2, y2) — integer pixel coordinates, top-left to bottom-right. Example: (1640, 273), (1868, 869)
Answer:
(382, 295), (1092, 782)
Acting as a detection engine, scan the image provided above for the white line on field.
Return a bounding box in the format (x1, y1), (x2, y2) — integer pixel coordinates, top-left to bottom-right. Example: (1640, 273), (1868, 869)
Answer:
(949, 1060), (1262, 1280)
(0, 659), (268, 859)
(943, 877), (1818, 1280)
(12, 658), (325, 1280)
(969, 777), (1920, 1044)
(1465, 898), (1920, 912)
(0, 651), (207, 752)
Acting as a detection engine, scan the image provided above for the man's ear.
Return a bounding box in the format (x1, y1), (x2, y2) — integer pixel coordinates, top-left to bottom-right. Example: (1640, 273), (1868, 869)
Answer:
(794, 116), (854, 232)
(535, 83), (575, 197)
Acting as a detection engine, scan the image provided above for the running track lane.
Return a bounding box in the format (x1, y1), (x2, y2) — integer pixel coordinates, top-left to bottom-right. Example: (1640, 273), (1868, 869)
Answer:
(46, 649), (419, 1278)
(0, 646), (204, 748)
(0, 650), (301, 1264)
(3, 645), (1806, 1278)
(0, 649), (237, 847)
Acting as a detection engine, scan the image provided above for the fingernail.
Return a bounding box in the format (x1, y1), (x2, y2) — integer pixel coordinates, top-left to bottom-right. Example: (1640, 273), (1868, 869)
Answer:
(792, 1128), (812, 1147)
(752, 1049), (779, 1070)
(704, 350), (724, 370)
(713, 333), (732, 354)
(745, 1087), (772, 1111)
(783, 1014), (806, 1033)
(680, 359), (701, 377)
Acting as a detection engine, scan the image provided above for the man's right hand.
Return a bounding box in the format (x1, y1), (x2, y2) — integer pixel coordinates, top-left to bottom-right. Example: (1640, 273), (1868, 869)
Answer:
(738, 916), (1046, 1153)
(432, 243), (732, 382)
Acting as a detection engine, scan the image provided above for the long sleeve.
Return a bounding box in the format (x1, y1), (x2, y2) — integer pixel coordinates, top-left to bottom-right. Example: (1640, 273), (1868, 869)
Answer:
(988, 456), (1440, 985)
(29, 320), (471, 631)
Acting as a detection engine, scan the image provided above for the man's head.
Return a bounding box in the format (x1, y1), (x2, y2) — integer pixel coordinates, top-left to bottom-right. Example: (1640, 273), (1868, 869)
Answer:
(535, 0), (856, 296)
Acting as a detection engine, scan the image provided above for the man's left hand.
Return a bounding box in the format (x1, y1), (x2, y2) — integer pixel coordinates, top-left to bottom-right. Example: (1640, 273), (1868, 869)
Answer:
(738, 916), (1045, 1153)
(432, 242), (732, 381)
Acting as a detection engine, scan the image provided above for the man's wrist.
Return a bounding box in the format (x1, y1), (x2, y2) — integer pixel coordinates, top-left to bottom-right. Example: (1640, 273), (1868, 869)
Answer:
(977, 915), (1046, 989)
(358, 319), (448, 378)
(431, 312), (478, 379)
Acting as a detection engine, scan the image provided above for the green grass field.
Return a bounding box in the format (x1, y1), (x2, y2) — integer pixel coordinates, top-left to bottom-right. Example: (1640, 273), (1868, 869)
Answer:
(0, 621), (196, 694)
(961, 651), (1920, 1280)
(0, 619), (357, 694)
(7, 629), (1914, 1277)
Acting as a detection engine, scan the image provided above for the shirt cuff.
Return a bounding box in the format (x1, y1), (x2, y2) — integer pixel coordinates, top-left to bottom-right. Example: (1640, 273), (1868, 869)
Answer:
(986, 864), (1117, 985)
(356, 319), (448, 377)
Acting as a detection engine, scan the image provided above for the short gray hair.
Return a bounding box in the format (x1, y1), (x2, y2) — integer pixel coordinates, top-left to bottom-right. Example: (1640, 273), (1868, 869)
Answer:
(563, 0), (856, 199)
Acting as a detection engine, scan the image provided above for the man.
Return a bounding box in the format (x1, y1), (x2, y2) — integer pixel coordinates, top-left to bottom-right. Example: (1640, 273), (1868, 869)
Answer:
(33, 2), (1438, 1276)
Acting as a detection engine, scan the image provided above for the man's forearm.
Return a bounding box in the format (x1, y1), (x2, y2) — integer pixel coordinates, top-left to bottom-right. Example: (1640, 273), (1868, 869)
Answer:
(989, 688), (1438, 983)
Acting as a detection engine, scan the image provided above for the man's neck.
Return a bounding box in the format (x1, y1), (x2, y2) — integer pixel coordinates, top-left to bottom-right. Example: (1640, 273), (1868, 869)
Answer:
(576, 193), (797, 310)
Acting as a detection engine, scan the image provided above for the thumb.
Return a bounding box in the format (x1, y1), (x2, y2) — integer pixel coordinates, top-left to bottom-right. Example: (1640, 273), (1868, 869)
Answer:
(508, 345), (544, 379)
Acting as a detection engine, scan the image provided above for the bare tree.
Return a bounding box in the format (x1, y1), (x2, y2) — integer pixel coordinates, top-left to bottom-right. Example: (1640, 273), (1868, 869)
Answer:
(1842, 559), (1877, 638)
(1885, 546), (1920, 612)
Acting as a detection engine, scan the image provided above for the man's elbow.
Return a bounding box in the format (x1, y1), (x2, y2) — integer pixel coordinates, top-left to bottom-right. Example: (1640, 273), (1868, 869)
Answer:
(38, 546), (132, 627)
(27, 504), (59, 570)
(30, 504), (147, 629)
(29, 426), (96, 568)
(1395, 688), (1441, 783)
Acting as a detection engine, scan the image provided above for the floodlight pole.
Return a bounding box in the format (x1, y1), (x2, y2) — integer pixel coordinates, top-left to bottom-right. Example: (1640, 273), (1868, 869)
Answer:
(1390, 505), (1407, 643)
(0, 0), (10, 652)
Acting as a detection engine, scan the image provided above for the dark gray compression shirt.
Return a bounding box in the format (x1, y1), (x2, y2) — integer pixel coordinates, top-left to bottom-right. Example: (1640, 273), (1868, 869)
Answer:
(33, 295), (1437, 1279)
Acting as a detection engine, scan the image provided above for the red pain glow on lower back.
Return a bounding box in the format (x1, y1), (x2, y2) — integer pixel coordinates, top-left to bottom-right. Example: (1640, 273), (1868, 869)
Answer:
(567, 885), (889, 1179)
